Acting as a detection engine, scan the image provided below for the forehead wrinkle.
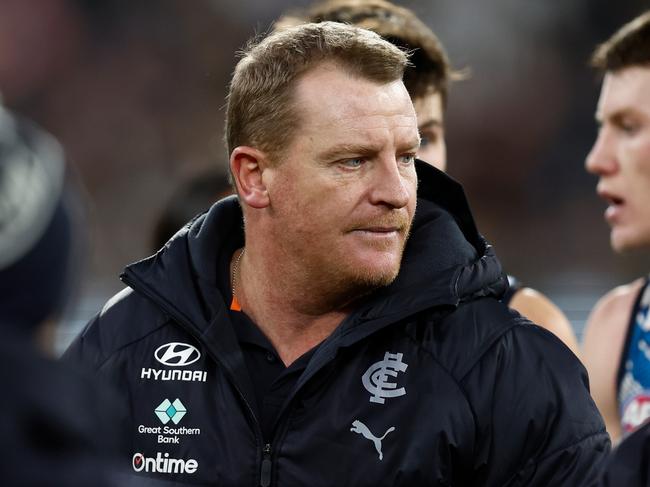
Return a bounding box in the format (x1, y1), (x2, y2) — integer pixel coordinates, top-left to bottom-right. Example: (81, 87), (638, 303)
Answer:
(317, 129), (420, 158)
(296, 114), (419, 157)
(304, 115), (419, 142)
(294, 70), (416, 126)
(313, 121), (418, 146)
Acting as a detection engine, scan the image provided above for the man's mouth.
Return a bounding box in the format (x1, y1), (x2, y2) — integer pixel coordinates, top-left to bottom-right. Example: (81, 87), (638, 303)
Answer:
(356, 226), (402, 233)
(598, 188), (625, 223)
(346, 213), (412, 241)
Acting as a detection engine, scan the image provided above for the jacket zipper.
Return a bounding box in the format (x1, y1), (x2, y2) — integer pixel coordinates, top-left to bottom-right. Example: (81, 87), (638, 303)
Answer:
(121, 272), (271, 487)
(260, 443), (272, 487)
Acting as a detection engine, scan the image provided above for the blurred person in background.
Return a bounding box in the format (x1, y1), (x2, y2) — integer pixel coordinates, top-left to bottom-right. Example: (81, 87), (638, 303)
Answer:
(152, 168), (232, 251)
(0, 101), (125, 486)
(0, 99), (73, 351)
(0, 0), (239, 290)
(582, 11), (650, 445)
(64, 21), (608, 485)
(276, 0), (580, 357)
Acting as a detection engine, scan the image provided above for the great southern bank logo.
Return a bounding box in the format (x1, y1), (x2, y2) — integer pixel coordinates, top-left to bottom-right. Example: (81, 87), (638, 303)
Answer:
(138, 398), (200, 445)
(155, 399), (187, 425)
(155, 342), (201, 366)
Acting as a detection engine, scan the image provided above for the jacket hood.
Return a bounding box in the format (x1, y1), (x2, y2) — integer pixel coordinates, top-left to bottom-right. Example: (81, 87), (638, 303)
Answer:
(122, 161), (507, 338)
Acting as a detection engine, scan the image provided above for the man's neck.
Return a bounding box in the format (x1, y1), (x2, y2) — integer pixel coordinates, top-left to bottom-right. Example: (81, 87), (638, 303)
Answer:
(231, 247), (353, 367)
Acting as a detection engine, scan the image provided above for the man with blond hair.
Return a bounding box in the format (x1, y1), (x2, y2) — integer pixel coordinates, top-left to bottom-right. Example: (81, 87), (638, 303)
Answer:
(65, 21), (607, 485)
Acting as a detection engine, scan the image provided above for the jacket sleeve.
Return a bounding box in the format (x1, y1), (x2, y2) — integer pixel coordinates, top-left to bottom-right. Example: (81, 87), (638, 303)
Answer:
(59, 311), (135, 466)
(461, 319), (610, 487)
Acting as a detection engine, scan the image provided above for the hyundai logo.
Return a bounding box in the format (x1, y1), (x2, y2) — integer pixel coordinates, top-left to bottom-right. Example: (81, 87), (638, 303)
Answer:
(154, 342), (201, 367)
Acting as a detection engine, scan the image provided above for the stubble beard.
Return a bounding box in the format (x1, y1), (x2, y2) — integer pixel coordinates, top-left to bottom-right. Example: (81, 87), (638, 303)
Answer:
(272, 201), (415, 315)
(302, 221), (413, 313)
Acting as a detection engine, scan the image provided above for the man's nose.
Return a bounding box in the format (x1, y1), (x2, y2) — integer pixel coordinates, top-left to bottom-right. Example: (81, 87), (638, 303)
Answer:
(585, 129), (618, 176)
(368, 157), (414, 209)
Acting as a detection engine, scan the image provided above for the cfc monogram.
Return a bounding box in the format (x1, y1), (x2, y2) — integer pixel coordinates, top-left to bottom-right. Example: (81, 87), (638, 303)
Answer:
(362, 351), (408, 404)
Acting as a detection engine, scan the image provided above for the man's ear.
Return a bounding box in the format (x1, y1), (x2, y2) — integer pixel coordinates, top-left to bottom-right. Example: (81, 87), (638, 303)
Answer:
(230, 146), (271, 209)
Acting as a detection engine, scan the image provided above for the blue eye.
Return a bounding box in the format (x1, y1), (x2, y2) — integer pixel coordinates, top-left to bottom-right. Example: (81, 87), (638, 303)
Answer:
(343, 158), (364, 168)
(398, 155), (416, 165)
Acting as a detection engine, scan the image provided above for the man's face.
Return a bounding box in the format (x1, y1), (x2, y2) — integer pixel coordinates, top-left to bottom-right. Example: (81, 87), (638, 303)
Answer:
(586, 67), (650, 252)
(413, 92), (446, 172)
(263, 63), (419, 298)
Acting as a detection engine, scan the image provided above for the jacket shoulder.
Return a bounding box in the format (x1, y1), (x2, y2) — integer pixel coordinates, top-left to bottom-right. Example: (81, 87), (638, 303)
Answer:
(63, 287), (170, 371)
(440, 299), (609, 485)
(422, 298), (523, 378)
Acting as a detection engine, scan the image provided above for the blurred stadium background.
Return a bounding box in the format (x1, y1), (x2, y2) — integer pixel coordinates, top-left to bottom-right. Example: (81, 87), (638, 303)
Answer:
(1, 0), (647, 353)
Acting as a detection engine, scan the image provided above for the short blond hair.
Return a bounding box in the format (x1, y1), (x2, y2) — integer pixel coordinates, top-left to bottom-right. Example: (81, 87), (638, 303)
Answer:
(225, 21), (409, 163)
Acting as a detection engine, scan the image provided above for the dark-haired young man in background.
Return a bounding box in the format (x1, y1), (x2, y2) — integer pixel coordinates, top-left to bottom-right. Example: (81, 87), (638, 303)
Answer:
(583, 10), (650, 445)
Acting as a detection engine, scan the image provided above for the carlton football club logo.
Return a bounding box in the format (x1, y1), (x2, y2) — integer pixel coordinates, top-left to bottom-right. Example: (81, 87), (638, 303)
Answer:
(362, 351), (408, 404)
(155, 342), (201, 367)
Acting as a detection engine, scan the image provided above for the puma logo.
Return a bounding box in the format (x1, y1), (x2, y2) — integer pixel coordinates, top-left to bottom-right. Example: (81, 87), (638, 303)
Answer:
(350, 420), (395, 461)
